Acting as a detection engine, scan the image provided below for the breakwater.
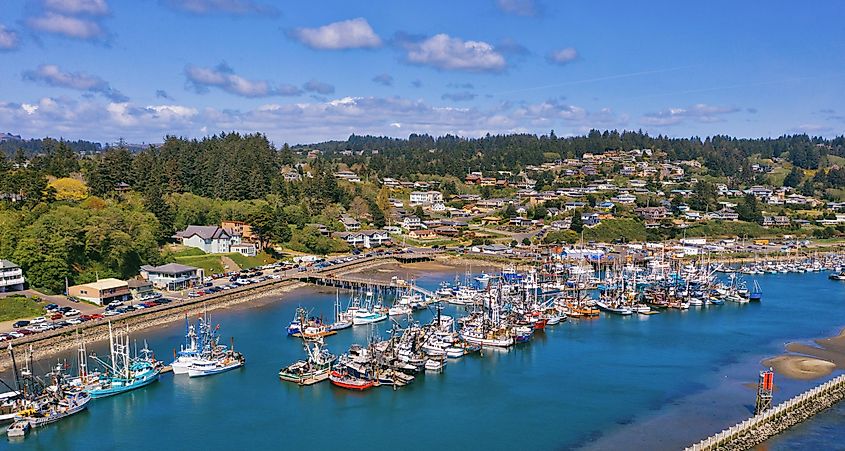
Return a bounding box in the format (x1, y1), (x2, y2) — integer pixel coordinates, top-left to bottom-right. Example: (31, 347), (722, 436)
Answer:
(686, 373), (845, 450)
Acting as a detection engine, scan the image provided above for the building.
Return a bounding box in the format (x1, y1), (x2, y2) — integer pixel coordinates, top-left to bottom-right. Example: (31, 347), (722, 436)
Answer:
(128, 279), (155, 301)
(402, 216), (424, 230)
(221, 220), (256, 242)
(340, 216), (361, 231)
(0, 259), (25, 292)
(231, 243), (257, 257)
(635, 207), (669, 221)
(761, 216), (790, 228)
(174, 225), (239, 254)
(140, 263), (204, 291)
(409, 190), (444, 206)
(409, 229), (438, 240)
(333, 230), (391, 248)
(68, 278), (131, 306)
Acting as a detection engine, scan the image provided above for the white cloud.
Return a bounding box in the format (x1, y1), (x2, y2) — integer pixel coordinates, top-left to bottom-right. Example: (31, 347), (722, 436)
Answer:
(22, 64), (127, 101)
(185, 63), (302, 97)
(291, 18), (382, 50)
(405, 34), (506, 72)
(162, 0), (277, 15)
(0, 94), (631, 145)
(497, 0), (539, 16)
(641, 103), (740, 126)
(27, 12), (104, 39)
(547, 47), (578, 65)
(0, 25), (20, 50)
(43, 0), (110, 16)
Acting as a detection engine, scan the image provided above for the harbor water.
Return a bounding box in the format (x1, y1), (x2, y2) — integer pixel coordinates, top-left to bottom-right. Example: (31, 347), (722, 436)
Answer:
(5, 271), (845, 450)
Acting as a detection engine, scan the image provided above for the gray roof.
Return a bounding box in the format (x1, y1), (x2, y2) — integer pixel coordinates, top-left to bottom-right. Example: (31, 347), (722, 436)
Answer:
(0, 259), (19, 269)
(175, 225), (231, 240)
(141, 263), (199, 274)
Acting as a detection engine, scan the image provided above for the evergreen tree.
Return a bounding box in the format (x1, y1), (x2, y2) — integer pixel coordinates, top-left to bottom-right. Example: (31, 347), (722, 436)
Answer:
(570, 210), (584, 233)
(783, 166), (804, 188)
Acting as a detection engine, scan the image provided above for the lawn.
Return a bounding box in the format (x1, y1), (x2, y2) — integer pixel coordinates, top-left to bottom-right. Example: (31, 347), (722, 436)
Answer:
(172, 254), (224, 274)
(0, 295), (44, 322)
(226, 251), (277, 270)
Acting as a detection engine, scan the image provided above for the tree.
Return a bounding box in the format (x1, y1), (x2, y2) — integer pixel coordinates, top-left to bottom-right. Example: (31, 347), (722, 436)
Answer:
(502, 203), (517, 218)
(735, 193), (762, 223)
(570, 210), (584, 233)
(414, 205), (426, 219)
(368, 199), (386, 228)
(521, 237), (531, 246)
(783, 166), (804, 188)
(349, 196), (369, 220)
(690, 180), (717, 212)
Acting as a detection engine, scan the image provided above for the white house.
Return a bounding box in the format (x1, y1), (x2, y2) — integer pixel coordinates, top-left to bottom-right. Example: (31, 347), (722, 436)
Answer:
(231, 243), (257, 257)
(175, 226), (239, 254)
(333, 230), (391, 248)
(0, 259), (25, 292)
(410, 190), (444, 206)
(402, 216), (424, 230)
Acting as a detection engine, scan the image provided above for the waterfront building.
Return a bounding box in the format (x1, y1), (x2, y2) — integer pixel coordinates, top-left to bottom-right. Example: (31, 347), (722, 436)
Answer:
(140, 263), (204, 291)
(68, 278), (131, 306)
(0, 259), (25, 292)
(128, 279), (155, 301)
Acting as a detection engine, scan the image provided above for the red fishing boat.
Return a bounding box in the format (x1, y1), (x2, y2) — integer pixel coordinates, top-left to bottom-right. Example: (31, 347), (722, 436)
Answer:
(329, 370), (375, 391)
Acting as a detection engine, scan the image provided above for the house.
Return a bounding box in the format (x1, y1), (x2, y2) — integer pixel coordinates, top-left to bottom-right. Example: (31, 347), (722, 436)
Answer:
(402, 216), (424, 230)
(509, 216), (532, 227)
(175, 226), (239, 254)
(0, 259), (25, 292)
(433, 226), (459, 237)
(140, 263), (204, 291)
(231, 243), (257, 257)
(282, 171), (301, 182)
(221, 220), (256, 242)
(410, 191), (444, 206)
(409, 229), (438, 240)
(761, 216), (790, 228)
(68, 278), (131, 306)
(709, 208), (739, 221)
(334, 171), (361, 183)
(550, 219), (572, 230)
(635, 207), (669, 221)
(340, 216), (361, 231)
(581, 213), (601, 227)
(128, 279), (155, 301)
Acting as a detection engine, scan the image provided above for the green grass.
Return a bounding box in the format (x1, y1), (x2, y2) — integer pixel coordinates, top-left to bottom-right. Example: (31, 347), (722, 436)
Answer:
(767, 167), (790, 186)
(685, 221), (789, 238)
(0, 295), (44, 322)
(226, 251), (277, 270)
(172, 254), (224, 274)
(583, 219), (647, 242)
(171, 247), (206, 257)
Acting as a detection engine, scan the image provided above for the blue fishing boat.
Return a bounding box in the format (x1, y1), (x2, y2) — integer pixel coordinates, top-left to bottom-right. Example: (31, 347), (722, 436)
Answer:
(749, 280), (763, 302)
(85, 323), (161, 399)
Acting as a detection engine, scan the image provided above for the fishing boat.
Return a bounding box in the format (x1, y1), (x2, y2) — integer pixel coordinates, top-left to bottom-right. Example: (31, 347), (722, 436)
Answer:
(170, 315), (202, 375)
(328, 368), (375, 391)
(287, 307), (336, 339)
(352, 308), (387, 325)
(329, 292), (353, 331)
(595, 300), (633, 315)
(186, 351), (245, 378)
(424, 357), (446, 372)
(829, 272), (845, 281)
(6, 419), (31, 437)
(748, 280), (763, 301)
(84, 324), (161, 398)
(13, 391), (91, 431)
(279, 340), (336, 385)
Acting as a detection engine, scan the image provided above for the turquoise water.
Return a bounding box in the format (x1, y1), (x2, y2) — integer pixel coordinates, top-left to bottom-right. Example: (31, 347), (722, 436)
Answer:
(5, 271), (845, 450)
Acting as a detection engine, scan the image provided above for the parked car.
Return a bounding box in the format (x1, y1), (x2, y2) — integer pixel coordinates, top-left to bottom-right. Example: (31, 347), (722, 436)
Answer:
(44, 303), (59, 311)
(12, 320), (30, 328)
(65, 309), (81, 317)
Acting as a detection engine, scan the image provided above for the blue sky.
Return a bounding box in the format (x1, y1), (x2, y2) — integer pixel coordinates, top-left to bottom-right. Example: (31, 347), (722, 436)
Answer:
(0, 0), (843, 145)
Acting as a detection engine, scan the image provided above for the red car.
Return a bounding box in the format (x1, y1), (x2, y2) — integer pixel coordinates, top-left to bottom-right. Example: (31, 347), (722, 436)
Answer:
(90, 313), (104, 320)
(49, 312), (63, 320)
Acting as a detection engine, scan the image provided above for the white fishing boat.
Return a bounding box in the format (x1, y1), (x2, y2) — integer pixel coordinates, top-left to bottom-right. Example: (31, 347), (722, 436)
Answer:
(186, 351), (245, 378)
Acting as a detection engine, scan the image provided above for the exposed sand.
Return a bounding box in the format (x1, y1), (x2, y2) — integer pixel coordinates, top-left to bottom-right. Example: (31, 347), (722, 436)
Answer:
(763, 355), (837, 380)
(764, 327), (845, 380)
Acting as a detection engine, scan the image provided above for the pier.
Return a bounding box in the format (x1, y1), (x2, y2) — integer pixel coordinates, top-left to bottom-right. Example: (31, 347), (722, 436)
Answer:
(686, 373), (845, 450)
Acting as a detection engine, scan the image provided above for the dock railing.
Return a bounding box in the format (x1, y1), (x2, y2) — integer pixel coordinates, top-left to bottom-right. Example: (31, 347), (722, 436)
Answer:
(686, 373), (845, 450)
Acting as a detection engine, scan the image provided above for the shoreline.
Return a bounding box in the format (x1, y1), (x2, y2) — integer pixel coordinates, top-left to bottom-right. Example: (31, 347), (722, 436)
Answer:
(763, 326), (845, 380)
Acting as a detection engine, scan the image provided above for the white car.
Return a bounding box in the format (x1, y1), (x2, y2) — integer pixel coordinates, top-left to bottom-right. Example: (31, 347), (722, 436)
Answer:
(30, 316), (47, 324)
(66, 318), (82, 325)
(65, 309), (81, 317)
